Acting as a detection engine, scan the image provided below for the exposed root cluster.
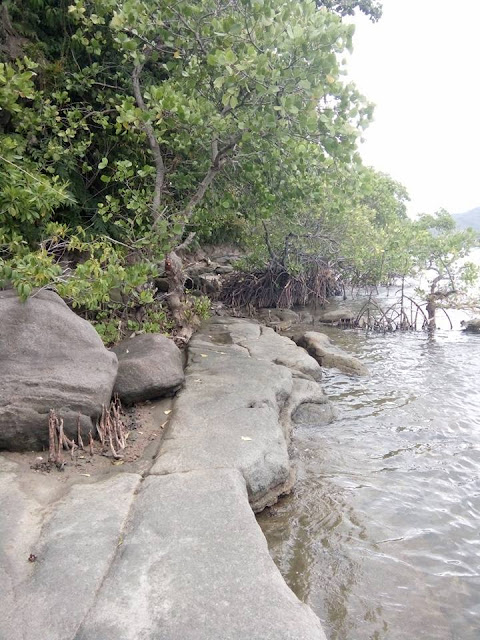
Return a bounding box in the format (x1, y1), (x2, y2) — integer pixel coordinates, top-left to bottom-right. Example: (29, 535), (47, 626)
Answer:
(96, 396), (127, 459)
(353, 294), (452, 332)
(220, 264), (338, 310)
(48, 396), (127, 468)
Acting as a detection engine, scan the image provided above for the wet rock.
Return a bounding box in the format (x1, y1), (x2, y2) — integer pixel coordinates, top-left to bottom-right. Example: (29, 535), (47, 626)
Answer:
(0, 290), (118, 451)
(283, 377), (334, 427)
(112, 333), (184, 404)
(297, 331), (369, 376)
(75, 470), (327, 640)
(319, 308), (356, 324)
(292, 402), (336, 425)
(462, 318), (480, 333)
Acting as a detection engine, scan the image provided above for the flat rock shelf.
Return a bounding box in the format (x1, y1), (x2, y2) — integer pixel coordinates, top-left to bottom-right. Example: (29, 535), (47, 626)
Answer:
(0, 317), (328, 640)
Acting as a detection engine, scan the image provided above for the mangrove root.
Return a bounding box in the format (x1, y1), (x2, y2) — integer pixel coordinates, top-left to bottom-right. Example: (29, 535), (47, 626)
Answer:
(48, 397), (128, 466)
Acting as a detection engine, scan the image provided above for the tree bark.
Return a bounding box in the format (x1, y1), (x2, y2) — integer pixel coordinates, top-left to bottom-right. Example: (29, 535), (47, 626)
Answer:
(132, 61), (165, 222)
(426, 295), (436, 331)
(165, 251), (197, 346)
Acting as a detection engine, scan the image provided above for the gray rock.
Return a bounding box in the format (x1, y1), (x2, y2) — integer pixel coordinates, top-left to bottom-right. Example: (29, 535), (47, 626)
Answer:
(151, 331), (294, 511)
(75, 470), (326, 640)
(462, 318), (480, 333)
(282, 377), (334, 427)
(112, 333), (184, 404)
(292, 402), (336, 425)
(319, 308), (356, 324)
(239, 325), (322, 381)
(214, 264), (234, 274)
(257, 308), (300, 331)
(198, 272), (222, 294)
(298, 310), (314, 324)
(0, 471), (141, 640)
(187, 261), (220, 277)
(153, 318), (322, 510)
(0, 290), (118, 451)
(298, 331), (369, 376)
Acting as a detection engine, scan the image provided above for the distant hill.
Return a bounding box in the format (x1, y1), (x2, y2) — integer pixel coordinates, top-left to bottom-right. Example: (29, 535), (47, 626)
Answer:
(453, 207), (480, 231)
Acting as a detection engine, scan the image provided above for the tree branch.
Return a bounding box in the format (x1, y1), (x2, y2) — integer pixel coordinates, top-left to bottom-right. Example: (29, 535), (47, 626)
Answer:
(262, 221), (277, 262)
(132, 60), (165, 222)
(180, 134), (241, 222)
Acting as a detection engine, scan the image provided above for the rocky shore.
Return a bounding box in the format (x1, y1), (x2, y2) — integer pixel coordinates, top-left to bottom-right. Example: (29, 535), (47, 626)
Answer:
(0, 293), (368, 640)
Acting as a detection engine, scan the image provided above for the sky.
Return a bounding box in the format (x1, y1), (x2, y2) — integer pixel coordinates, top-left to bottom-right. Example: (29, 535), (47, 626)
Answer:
(347, 0), (480, 217)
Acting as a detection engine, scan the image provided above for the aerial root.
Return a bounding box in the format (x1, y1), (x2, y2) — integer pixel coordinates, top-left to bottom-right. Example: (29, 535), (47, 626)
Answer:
(48, 396), (127, 466)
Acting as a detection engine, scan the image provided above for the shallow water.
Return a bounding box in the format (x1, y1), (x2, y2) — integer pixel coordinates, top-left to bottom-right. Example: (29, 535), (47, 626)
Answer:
(257, 316), (480, 640)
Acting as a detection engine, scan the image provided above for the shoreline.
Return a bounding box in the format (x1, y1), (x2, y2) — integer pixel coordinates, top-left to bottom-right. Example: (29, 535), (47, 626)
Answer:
(1, 315), (335, 639)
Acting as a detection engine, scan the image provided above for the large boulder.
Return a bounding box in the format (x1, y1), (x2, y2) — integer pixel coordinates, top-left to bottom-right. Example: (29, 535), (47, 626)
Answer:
(112, 333), (184, 404)
(297, 331), (369, 376)
(0, 290), (118, 451)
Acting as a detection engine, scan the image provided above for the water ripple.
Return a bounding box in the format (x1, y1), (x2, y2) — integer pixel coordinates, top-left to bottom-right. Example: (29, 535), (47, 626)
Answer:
(258, 324), (480, 640)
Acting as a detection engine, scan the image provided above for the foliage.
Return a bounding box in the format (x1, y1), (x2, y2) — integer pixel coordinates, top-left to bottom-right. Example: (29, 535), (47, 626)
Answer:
(317, 0), (382, 21)
(93, 306), (174, 345)
(6, 0), (474, 337)
(412, 210), (479, 326)
(233, 162), (412, 293)
(0, 0), (376, 339)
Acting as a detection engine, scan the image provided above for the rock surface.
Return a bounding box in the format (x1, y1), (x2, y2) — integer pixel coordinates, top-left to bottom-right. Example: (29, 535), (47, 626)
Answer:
(257, 308), (300, 331)
(0, 315), (329, 640)
(298, 331), (369, 376)
(0, 290), (118, 450)
(292, 402), (336, 425)
(0, 469), (141, 640)
(112, 333), (184, 404)
(319, 308), (356, 324)
(75, 470), (326, 640)
(152, 317), (324, 511)
(242, 324), (322, 381)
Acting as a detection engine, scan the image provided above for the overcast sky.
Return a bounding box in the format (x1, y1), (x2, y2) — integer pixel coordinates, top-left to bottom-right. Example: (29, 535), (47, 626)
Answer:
(347, 0), (480, 217)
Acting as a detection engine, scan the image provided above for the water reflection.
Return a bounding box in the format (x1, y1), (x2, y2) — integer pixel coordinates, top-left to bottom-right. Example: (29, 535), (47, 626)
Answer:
(257, 322), (480, 640)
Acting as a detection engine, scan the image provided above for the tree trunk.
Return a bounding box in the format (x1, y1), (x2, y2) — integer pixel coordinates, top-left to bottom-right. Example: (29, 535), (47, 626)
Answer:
(426, 295), (436, 331)
(165, 251), (198, 346)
